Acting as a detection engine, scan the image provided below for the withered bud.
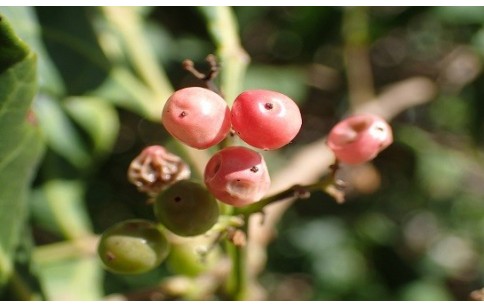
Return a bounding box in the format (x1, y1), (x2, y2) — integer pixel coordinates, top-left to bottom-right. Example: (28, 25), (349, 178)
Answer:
(128, 145), (190, 196)
(227, 229), (247, 247)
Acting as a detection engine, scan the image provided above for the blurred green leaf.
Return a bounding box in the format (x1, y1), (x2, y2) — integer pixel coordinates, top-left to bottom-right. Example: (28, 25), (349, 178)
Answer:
(399, 279), (452, 300)
(5, 228), (45, 300)
(398, 125), (467, 199)
(101, 7), (173, 119)
(1, 7), (65, 95)
(429, 96), (470, 134)
(91, 66), (159, 120)
(433, 7), (484, 25)
(288, 218), (348, 257)
(472, 28), (484, 58)
(0, 14), (45, 289)
(37, 256), (102, 300)
(0, 13), (28, 73)
(42, 180), (92, 239)
(355, 213), (397, 245)
(244, 65), (308, 103)
(64, 96), (119, 157)
(35, 95), (90, 169)
(35, 7), (110, 95)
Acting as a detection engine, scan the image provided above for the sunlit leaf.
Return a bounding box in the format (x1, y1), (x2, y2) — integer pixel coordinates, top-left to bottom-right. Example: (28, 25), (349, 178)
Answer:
(64, 96), (119, 157)
(35, 95), (90, 169)
(42, 180), (92, 240)
(1, 7), (65, 95)
(37, 256), (102, 300)
(0, 14), (45, 289)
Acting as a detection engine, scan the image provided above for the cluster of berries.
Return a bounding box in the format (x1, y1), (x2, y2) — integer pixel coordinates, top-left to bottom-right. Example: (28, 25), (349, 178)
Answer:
(162, 87), (302, 206)
(97, 86), (393, 275)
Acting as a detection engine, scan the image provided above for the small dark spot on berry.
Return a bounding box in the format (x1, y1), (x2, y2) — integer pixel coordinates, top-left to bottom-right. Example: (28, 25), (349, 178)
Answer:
(179, 111), (187, 118)
(236, 179), (240, 182)
(174, 196), (182, 202)
(264, 103), (273, 110)
(126, 222), (141, 231)
(106, 252), (116, 261)
(250, 166), (258, 173)
(351, 120), (369, 132)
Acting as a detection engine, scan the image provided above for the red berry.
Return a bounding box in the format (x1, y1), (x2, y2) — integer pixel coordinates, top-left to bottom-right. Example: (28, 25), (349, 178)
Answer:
(204, 146), (271, 207)
(327, 114), (393, 165)
(231, 89), (302, 150)
(162, 87), (231, 149)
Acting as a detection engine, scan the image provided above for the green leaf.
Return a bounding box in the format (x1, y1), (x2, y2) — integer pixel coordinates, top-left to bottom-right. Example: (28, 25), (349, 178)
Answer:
(398, 125), (467, 199)
(64, 96), (119, 157)
(0, 14), (45, 289)
(30, 180), (93, 240)
(92, 66), (160, 120)
(433, 6), (484, 25)
(0, 14), (29, 73)
(37, 256), (103, 300)
(244, 65), (308, 103)
(35, 7), (110, 95)
(0, 7), (65, 95)
(35, 94), (90, 169)
(101, 7), (173, 119)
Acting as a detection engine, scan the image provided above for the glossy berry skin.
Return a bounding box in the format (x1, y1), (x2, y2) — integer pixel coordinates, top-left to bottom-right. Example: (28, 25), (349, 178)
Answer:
(327, 114), (393, 165)
(162, 87), (231, 149)
(154, 180), (219, 237)
(231, 89), (302, 150)
(204, 146), (271, 207)
(97, 219), (169, 275)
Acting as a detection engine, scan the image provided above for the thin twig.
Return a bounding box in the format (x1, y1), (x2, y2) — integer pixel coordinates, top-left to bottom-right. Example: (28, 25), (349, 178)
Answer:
(182, 54), (223, 96)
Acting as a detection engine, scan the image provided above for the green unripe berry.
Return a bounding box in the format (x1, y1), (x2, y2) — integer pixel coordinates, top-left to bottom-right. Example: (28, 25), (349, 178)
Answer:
(97, 219), (169, 275)
(166, 242), (221, 277)
(154, 180), (219, 237)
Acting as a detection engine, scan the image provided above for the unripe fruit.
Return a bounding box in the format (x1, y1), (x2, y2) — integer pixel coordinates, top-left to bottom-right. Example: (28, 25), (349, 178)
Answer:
(162, 87), (231, 149)
(97, 219), (169, 275)
(154, 180), (219, 237)
(204, 146), (271, 207)
(327, 114), (393, 165)
(231, 89), (302, 150)
(166, 241), (220, 277)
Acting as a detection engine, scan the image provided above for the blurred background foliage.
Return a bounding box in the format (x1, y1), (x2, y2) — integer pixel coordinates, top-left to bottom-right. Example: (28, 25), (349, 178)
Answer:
(0, 6), (483, 300)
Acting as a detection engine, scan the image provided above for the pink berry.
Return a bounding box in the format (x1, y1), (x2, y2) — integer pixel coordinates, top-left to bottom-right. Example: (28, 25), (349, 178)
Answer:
(327, 114), (393, 165)
(204, 146), (271, 207)
(231, 89), (302, 150)
(162, 87), (231, 149)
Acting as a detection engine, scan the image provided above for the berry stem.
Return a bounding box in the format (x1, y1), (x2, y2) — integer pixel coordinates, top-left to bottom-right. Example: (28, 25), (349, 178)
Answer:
(343, 6), (374, 109)
(198, 6), (249, 105)
(225, 217), (248, 300)
(182, 55), (223, 96)
(234, 169), (344, 217)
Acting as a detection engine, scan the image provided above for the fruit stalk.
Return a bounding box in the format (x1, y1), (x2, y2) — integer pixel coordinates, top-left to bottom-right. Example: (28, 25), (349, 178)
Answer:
(234, 171), (343, 218)
(225, 217), (249, 300)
